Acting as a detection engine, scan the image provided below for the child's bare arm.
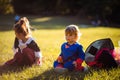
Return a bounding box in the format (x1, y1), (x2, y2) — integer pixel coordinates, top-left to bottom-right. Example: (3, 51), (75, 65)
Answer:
(35, 57), (41, 65)
(57, 56), (63, 63)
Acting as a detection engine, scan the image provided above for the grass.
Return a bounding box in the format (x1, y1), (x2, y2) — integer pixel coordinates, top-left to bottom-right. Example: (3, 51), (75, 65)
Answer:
(0, 15), (120, 80)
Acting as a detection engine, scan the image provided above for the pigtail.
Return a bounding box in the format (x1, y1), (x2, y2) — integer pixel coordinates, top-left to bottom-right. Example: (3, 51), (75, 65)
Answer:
(19, 19), (24, 26)
(14, 17), (31, 36)
(20, 17), (31, 34)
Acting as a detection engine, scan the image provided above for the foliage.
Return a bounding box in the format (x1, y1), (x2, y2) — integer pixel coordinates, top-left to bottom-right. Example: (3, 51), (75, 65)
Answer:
(1, 0), (120, 24)
(0, 0), (14, 14)
(11, 0), (120, 16)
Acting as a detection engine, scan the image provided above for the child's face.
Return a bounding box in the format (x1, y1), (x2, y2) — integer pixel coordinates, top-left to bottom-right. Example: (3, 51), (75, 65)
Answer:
(15, 32), (24, 40)
(65, 34), (77, 44)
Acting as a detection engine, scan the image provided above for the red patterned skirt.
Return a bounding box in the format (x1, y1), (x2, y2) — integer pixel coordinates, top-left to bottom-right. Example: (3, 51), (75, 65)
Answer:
(5, 48), (35, 66)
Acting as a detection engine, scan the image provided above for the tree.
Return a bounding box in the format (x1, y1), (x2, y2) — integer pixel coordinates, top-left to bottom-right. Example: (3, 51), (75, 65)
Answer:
(0, 0), (14, 14)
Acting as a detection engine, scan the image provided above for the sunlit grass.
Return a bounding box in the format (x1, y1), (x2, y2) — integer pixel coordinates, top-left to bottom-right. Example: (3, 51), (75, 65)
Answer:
(32, 17), (52, 22)
(0, 15), (120, 79)
(0, 27), (120, 79)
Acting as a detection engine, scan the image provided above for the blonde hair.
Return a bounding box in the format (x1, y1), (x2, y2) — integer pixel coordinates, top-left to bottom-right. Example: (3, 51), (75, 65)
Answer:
(65, 24), (81, 41)
(13, 17), (31, 36)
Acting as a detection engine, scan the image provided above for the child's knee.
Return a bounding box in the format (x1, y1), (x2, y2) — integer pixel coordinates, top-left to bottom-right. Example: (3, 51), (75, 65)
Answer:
(53, 61), (63, 68)
(64, 61), (74, 70)
(53, 61), (58, 68)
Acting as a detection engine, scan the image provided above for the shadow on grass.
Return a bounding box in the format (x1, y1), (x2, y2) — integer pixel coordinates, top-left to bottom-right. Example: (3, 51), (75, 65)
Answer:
(0, 15), (14, 31)
(29, 68), (89, 80)
(0, 15), (89, 31)
(0, 15), (119, 31)
(0, 65), (27, 75)
(30, 16), (86, 30)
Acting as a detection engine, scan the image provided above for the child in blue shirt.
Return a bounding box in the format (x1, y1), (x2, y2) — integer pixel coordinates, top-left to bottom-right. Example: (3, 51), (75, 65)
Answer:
(53, 24), (87, 73)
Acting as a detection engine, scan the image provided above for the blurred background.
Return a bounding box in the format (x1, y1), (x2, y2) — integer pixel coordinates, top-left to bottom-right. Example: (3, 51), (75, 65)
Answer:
(0, 0), (120, 27)
(0, 1), (120, 79)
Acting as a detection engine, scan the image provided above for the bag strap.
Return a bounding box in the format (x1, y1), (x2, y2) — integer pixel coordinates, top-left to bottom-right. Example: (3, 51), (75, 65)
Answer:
(95, 48), (110, 60)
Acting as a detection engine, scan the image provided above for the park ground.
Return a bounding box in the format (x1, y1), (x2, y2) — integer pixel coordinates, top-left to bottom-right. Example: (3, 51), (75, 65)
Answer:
(0, 15), (120, 80)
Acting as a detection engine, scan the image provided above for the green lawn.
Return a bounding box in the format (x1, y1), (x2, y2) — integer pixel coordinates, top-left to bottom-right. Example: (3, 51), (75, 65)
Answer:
(0, 15), (120, 80)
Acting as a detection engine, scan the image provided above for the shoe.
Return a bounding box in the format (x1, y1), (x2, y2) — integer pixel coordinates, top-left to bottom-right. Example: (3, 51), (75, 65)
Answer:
(54, 67), (68, 74)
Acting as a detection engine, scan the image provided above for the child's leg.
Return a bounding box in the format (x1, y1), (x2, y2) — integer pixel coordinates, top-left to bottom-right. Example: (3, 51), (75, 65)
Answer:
(13, 51), (24, 66)
(53, 61), (68, 73)
(75, 65), (84, 71)
(4, 52), (21, 66)
(22, 47), (35, 66)
(53, 61), (63, 68)
(5, 48), (35, 66)
(4, 59), (16, 66)
(64, 61), (85, 71)
(63, 61), (75, 71)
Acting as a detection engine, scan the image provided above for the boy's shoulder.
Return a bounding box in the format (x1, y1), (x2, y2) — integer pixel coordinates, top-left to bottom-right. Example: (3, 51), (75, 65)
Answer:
(75, 42), (83, 48)
(62, 42), (67, 45)
(75, 42), (82, 45)
(61, 42), (83, 47)
(61, 42), (67, 47)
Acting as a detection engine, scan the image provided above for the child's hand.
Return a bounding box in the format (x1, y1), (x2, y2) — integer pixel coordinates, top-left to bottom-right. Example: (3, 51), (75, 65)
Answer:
(35, 57), (42, 66)
(13, 48), (18, 54)
(57, 56), (63, 63)
(73, 61), (77, 67)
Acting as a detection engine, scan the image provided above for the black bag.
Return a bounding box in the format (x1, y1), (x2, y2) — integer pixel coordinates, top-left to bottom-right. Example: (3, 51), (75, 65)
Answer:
(85, 38), (118, 69)
(94, 49), (118, 69)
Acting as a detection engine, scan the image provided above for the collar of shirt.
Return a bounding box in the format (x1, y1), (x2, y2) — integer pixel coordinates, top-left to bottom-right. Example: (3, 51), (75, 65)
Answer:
(18, 37), (34, 45)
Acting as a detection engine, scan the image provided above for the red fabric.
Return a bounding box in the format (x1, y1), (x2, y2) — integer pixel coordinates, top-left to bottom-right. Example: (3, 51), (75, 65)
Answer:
(88, 61), (103, 68)
(87, 48), (110, 68)
(5, 59), (16, 65)
(22, 47), (35, 66)
(87, 48), (115, 68)
(56, 64), (63, 68)
(95, 48), (110, 60)
(87, 61), (97, 67)
(5, 47), (35, 66)
(75, 58), (84, 71)
(75, 66), (84, 71)
(76, 58), (83, 65)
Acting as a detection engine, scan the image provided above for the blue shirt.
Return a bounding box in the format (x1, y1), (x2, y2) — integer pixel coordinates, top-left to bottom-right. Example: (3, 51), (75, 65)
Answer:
(60, 42), (85, 62)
